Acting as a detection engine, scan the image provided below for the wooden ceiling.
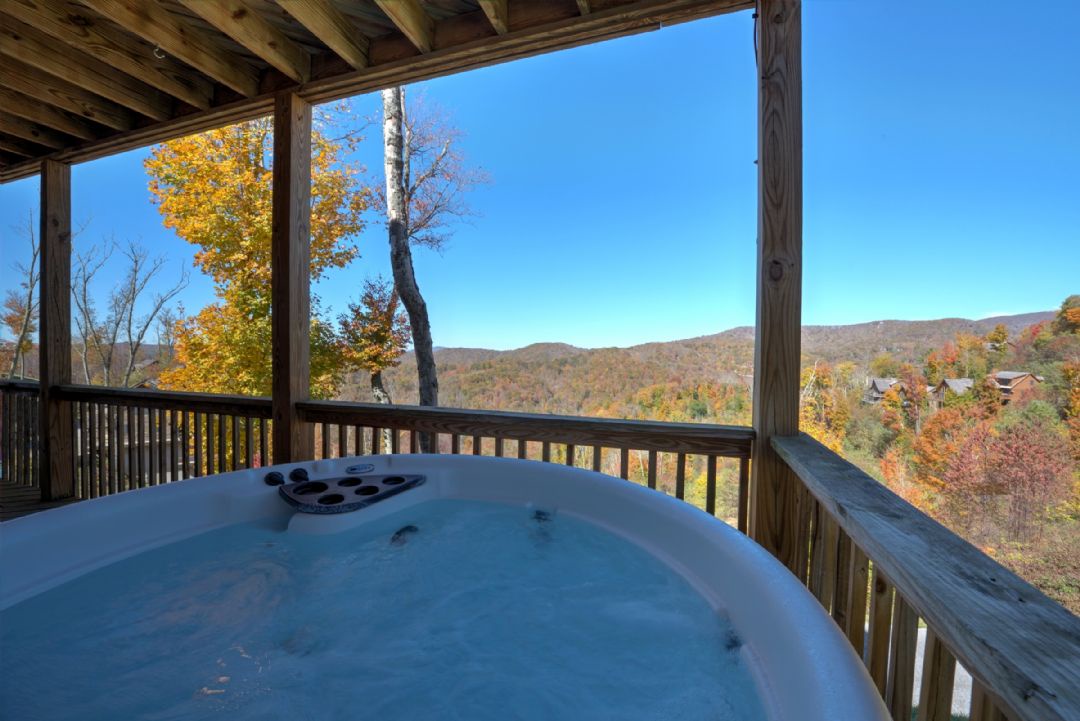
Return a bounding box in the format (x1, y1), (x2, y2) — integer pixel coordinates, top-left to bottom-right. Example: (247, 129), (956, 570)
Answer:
(0, 0), (750, 183)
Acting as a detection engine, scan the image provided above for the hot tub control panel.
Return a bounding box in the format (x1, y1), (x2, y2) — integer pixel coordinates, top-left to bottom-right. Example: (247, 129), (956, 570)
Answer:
(270, 470), (426, 514)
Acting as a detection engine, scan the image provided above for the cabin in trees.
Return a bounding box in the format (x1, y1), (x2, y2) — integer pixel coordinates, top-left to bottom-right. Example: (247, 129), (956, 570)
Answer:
(1, 2), (1076, 720)
(993, 371), (1041, 403)
(931, 378), (974, 406)
(865, 377), (899, 403)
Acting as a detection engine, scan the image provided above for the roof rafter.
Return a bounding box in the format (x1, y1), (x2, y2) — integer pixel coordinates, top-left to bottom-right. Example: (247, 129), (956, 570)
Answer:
(0, 136), (52, 159)
(374, 0), (434, 54)
(3, 0), (213, 109)
(0, 59), (134, 131)
(0, 13), (172, 120)
(79, 0), (261, 97)
(278, 0), (369, 69)
(0, 112), (72, 149)
(0, 87), (100, 140)
(177, 0), (311, 83)
(477, 0), (509, 34)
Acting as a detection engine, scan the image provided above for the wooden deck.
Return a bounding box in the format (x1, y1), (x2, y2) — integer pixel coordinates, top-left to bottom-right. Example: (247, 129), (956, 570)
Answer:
(0, 480), (76, 522)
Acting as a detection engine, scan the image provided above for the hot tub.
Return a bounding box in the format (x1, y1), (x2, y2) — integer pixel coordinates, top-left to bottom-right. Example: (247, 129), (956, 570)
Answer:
(0, 454), (888, 720)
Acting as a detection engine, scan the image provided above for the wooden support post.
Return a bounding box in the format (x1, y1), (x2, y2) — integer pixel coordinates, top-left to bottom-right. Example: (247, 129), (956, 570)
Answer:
(271, 92), (313, 463)
(39, 159), (74, 500)
(750, 0), (802, 571)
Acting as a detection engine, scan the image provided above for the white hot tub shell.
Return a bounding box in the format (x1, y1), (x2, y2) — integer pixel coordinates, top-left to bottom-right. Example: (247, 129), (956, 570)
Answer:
(0, 454), (889, 721)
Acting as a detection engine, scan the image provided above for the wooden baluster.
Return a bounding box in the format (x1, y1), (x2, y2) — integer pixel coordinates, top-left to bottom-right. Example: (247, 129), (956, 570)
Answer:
(647, 450), (657, 489)
(410, 430), (419, 454)
(541, 441), (550, 462)
(450, 433), (459, 455)
(372, 426), (383, 455)
(469, 435), (480, 456)
(494, 437), (504, 457)
(866, 565), (894, 697)
(816, 512), (838, 612)
(71, 401), (82, 498)
(95, 402), (106, 495)
(390, 429), (400, 454)
(591, 445), (601, 472)
(675, 452), (686, 499)
(619, 447), (629, 480)
(259, 418), (269, 466)
(887, 595), (919, 721)
(216, 414), (226, 473)
(706, 455), (717, 516)
(194, 412), (204, 477)
(737, 457), (750, 534)
(565, 443), (575, 466)
(229, 414), (239, 470)
(339, 424), (348, 458)
(124, 406), (134, 490)
(320, 422), (330, 460)
(1, 392), (9, 488)
(353, 425), (363, 455)
(161, 408), (171, 484)
(244, 417), (254, 469)
(517, 438), (526, 459)
(833, 531), (852, 629)
(206, 413), (216, 475)
(846, 545), (870, 654)
(969, 681), (1008, 721)
(169, 410), (179, 480)
(917, 628), (956, 721)
(181, 411), (191, 479)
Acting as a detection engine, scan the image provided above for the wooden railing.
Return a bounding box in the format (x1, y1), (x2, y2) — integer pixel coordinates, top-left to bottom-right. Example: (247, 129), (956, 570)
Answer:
(0, 379), (40, 487)
(0, 383), (755, 527)
(298, 400), (755, 527)
(773, 434), (1080, 721)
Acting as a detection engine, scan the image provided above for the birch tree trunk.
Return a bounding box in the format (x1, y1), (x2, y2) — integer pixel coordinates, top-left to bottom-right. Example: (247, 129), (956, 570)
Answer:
(382, 86), (438, 451)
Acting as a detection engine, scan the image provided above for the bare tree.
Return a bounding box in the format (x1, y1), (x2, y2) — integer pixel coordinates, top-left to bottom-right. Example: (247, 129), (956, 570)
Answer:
(379, 87), (485, 450)
(73, 238), (188, 387)
(2, 213), (40, 379)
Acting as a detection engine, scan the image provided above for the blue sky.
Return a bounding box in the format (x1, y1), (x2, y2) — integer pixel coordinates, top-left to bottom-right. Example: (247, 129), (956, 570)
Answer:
(1, 1), (1077, 351)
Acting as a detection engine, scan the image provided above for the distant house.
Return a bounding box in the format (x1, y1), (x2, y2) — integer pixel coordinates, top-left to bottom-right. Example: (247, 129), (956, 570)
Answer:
(993, 371), (1041, 403)
(865, 377), (899, 404)
(932, 378), (973, 407)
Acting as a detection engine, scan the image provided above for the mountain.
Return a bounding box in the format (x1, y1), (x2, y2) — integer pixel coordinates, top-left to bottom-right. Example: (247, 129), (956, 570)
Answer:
(358, 310), (1055, 414)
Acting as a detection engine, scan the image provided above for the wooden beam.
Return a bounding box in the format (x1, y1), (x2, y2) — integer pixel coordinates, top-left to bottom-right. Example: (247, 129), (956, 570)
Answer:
(577, 0), (592, 14)
(0, 136), (51, 158)
(178, 0), (311, 83)
(39, 159), (75, 500)
(278, 0), (369, 69)
(0, 59), (134, 132)
(750, 0), (802, 571)
(374, 0), (434, 53)
(1, 0), (753, 183)
(271, 92), (313, 463)
(0, 87), (100, 141)
(0, 14), (172, 120)
(79, 0), (261, 97)
(3, 0), (213, 109)
(477, 0), (509, 34)
(0, 113), (71, 149)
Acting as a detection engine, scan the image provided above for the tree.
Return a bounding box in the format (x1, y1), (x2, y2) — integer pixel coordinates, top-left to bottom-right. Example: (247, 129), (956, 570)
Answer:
(147, 117), (369, 398)
(337, 277), (411, 404)
(2, 213), (40, 379)
(72, 238), (188, 386)
(912, 407), (969, 493)
(986, 419), (1073, 541)
(1051, 295), (1080, 336)
(379, 87), (484, 448)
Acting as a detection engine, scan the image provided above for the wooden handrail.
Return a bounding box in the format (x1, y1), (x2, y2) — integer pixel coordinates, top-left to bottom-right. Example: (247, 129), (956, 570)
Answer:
(0, 379), (39, 393)
(298, 400), (754, 457)
(773, 433), (1080, 721)
(53, 384), (272, 417)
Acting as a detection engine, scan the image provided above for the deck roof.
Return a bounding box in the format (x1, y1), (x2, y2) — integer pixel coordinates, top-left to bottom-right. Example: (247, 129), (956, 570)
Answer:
(0, 0), (749, 183)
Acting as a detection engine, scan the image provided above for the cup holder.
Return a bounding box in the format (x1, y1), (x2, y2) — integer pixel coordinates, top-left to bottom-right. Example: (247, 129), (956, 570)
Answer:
(278, 473), (425, 514)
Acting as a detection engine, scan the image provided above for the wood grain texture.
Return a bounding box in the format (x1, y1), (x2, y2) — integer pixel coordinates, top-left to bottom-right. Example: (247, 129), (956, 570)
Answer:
(477, 0), (509, 33)
(0, 58), (133, 131)
(79, 0), (260, 96)
(774, 433), (1080, 721)
(278, 0), (369, 68)
(888, 594), (919, 721)
(749, 0), (802, 573)
(178, 0), (310, 82)
(38, 159), (74, 500)
(867, 566), (895, 697)
(298, 401), (753, 457)
(3, 0), (213, 108)
(0, 14), (172, 119)
(1, 0), (752, 182)
(374, 0), (435, 53)
(0, 87), (99, 140)
(270, 92), (313, 463)
(54, 384), (271, 416)
(0, 112), (71, 149)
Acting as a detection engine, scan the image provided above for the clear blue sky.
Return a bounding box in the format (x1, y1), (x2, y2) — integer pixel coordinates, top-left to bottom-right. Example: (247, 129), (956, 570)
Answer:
(1, 1), (1077, 351)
